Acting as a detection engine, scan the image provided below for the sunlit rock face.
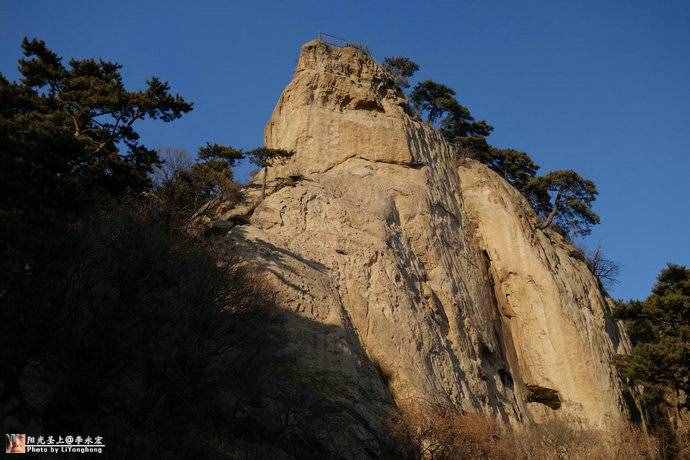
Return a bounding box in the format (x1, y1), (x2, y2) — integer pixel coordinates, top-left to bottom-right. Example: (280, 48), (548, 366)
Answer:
(213, 39), (631, 455)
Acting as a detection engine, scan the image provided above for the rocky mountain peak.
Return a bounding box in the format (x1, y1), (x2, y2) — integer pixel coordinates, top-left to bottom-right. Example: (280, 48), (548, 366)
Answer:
(212, 39), (633, 456)
(264, 39), (417, 179)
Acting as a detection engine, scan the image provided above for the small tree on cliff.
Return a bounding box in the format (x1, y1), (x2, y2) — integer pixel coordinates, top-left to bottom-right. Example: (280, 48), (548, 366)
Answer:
(440, 99), (493, 141)
(528, 170), (600, 236)
(382, 56), (420, 89)
(454, 138), (539, 193)
(481, 147), (539, 192)
(410, 80), (492, 141)
(614, 264), (690, 432)
(455, 136), (493, 158)
(410, 80), (457, 123)
(583, 244), (620, 289)
(247, 147), (295, 198)
(198, 142), (243, 167)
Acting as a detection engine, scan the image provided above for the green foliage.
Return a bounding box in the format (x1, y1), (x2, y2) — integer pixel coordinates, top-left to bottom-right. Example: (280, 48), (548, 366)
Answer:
(410, 80), (457, 123)
(197, 142), (243, 164)
(615, 264), (690, 410)
(403, 70), (598, 240)
(455, 137), (539, 193)
(410, 79), (493, 140)
(247, 147), (295, 197)
(193, 142), (244, 200)
(454, 139), (600, 238)
(454, 136), (493, 157)
(614, 264), (690, 455)
(247, 146), (294, 169)
(0, 37), (192, 220)
(0, 41), (249, 457)
(1, 37), (193, 329)
(153, 146), (242, 227)
(440, 101), (494, 140)
(528, 170), (600, 236)
(482, 147), (540, 192)
(188, 157), (241, 201)
(2, 37), (401, 459)
(405, 67), (596, 239)
(382, 56), (420, 89)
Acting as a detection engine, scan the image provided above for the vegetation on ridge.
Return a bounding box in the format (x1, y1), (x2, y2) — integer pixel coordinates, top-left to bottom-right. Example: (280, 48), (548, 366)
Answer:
(529, 170), (600, 236)
(382, 56), (419, 89)
(615, 264), (690, 455)
(0, 37), (193, 222)
(383, 53), (599, 238)
(1, 35), (687, 458)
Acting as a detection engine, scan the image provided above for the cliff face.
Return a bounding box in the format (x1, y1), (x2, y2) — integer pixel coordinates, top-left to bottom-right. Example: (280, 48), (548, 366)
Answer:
(215, 40), (631, 455)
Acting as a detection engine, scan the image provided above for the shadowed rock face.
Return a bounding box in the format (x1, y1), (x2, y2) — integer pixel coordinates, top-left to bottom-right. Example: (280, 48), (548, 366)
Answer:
(213, 39), (632, 455)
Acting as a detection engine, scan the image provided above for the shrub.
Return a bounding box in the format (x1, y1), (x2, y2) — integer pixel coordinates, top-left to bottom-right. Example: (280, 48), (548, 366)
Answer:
(389, 402), (660, 459)
(153, 146), (243, 228)
(389, 402), (498, 459)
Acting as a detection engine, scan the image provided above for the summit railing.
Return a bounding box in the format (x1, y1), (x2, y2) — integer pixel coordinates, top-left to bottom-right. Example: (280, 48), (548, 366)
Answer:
(316, 32), (350, 47)
(315, 33), (371, 56)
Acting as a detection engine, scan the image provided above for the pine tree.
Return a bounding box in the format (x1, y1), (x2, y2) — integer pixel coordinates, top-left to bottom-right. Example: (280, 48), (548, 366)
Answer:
(527, 170), (600, 236)
(410, 80), (457, 123)
(1, 37), (193, 220)
(481, 147), (539, 192)
(247, 147), (295, 198)
(193, 143), (244, 201)
(151, 144), (244, 228)
(615, 264), (690, 434)
(440, 99), (493, 140)
(1, 37), (193, 297)
(382, 56), (419, 89)
(410, 80), (492, 141)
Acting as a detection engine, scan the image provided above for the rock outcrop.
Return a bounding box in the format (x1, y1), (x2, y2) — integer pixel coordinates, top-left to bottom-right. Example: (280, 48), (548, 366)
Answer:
(211, 39), (632, 455)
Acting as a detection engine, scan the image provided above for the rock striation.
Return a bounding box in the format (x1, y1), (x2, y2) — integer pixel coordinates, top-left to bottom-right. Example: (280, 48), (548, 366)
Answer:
(212, 39), (632, 455)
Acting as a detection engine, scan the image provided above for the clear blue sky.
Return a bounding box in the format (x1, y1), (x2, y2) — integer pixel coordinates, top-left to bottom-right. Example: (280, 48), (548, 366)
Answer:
(2, 1), (688, 299)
